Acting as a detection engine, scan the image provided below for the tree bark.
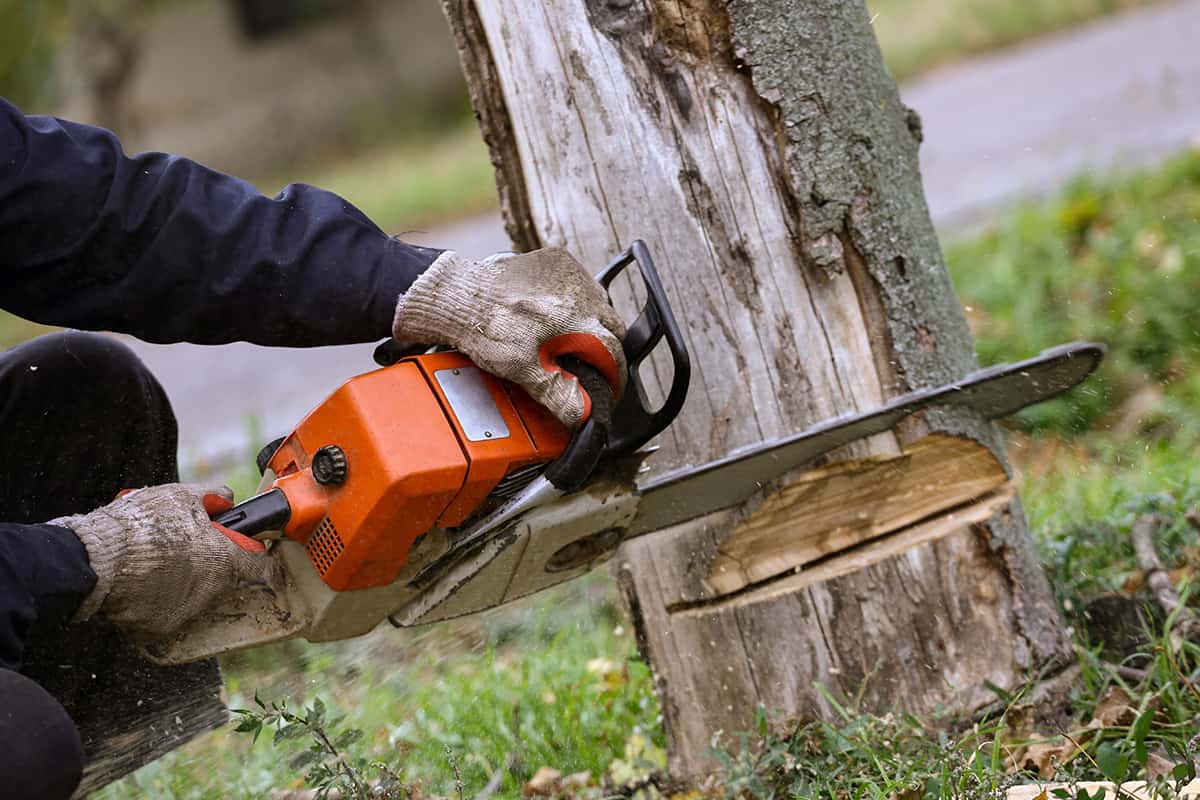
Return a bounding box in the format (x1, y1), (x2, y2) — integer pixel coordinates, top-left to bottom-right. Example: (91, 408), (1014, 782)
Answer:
(441, 0), (1070, 776)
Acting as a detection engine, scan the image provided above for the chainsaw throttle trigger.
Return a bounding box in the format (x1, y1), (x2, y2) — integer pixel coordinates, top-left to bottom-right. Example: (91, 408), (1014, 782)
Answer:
(213, 487), (291, 536)
(596, 240), (690, 456)
(543, 357), (614, 492)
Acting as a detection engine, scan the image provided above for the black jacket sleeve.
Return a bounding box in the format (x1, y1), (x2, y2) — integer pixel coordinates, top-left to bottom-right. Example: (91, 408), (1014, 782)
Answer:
(0, 96), (443, 346)
(0, 523), (96, 670)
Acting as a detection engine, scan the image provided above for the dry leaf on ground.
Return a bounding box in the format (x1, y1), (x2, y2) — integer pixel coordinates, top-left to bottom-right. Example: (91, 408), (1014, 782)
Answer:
(524, 766), (563, 797)
(1093, 684), (1137, 727)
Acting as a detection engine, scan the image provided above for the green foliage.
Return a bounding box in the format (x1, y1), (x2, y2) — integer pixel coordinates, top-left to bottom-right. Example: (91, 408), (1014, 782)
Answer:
(1023, 440), (1200, 604)
(947, 149), (1200, 438)
(710, 607), (1200, 799)
(0, 0), (67, 109)
(869, 0), (1162, 81)
(712, 702), (1021, 799)
(95, 575), (663, 799)
(233, 693), (411, 799)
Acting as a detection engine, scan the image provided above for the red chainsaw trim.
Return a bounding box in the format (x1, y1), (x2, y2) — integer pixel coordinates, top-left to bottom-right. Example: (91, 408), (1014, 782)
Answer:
(203, 493), (266, 554)
(537, 332), (622, 424)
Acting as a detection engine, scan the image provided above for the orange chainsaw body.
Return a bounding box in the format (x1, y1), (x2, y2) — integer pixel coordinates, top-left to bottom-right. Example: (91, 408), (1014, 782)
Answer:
(264, 351), (571, 592)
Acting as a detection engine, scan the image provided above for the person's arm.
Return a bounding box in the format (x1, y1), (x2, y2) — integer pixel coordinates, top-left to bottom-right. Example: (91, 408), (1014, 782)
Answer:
(0, 523), (96, 670)
(0, 96), (440, 347)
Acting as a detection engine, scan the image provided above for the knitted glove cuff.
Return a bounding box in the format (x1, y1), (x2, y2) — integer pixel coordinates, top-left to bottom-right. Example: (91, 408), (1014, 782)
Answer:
(52, 508), (131, 623)
(392, 250), (495, 346)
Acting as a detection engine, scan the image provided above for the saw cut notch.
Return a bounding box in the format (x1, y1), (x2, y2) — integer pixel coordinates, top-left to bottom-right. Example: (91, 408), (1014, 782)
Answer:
(706, 433), (1011, 597)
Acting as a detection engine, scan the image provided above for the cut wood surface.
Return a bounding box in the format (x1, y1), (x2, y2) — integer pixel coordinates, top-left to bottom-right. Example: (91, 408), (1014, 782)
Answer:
(442, 0), (1071, 775)
(707, 433), (1009, 595)
(687, 486), (1016, 613)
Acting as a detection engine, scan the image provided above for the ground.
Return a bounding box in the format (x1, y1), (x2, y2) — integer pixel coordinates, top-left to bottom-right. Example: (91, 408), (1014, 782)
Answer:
(95, 142), (1200, 800)
(3, 0), (1200, 797)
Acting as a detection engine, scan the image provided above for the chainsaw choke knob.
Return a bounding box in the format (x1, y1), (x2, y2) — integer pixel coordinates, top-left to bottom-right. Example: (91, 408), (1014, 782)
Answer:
(312, 445), (348, 486)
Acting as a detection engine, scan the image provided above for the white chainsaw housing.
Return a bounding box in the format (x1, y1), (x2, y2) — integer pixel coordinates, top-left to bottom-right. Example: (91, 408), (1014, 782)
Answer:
(145, 477), (638, 665)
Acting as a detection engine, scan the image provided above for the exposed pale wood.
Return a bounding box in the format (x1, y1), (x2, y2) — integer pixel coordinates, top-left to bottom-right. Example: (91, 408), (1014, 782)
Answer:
(708, 434), (1009, 595)
(460, 0), (901, 470)
(685, 488), (1015, 614)
(441, 0), (1071, 776)
(620, 491), (1024, 761)
(1007, 781), (1200, 800)
(19, 618), (227, 797)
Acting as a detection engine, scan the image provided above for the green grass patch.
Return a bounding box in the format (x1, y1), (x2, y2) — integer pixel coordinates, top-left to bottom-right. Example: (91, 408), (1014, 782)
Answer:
(869, 0), (1163, 81)
(0, 312), (55, 350)
(947, 148), (1200, 439)
(713, 621), (1200, 798)
(96, 574), (662, 800)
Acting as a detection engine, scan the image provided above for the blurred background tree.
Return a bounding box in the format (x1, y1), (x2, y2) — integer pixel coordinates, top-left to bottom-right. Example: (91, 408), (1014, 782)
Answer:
(0, 0), (68, 108)
(70, 0), (172, 135)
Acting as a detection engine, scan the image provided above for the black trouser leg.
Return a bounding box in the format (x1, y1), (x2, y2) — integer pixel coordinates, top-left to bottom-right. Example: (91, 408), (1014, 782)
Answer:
(0, 329), (179, 523)
(0, 669), (86, 800)
(0, 331), (223, 797)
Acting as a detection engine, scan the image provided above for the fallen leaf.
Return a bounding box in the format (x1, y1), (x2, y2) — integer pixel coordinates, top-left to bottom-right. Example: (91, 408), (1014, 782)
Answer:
(1122, 570), (1146, 594)
(561, 771), (591, 791)
(524, 766), (562, 797)
(1093, 685), (1137, 728)
(586, 658), (627, 693)
(1146, 752), (1176, 782)
(1020, 736), (1083, 778)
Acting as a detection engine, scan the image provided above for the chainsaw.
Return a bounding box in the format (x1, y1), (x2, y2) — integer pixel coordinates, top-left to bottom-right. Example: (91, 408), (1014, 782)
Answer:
(150, 241), (1105, 665)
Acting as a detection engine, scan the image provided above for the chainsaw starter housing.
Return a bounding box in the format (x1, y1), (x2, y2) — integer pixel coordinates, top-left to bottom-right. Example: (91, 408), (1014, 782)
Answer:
(264, 351), (571, 591)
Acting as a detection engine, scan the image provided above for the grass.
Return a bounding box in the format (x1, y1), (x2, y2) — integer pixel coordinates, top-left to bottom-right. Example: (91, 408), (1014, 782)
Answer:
(869, 0), (1162, 82)
(947, 148), (1200, 438)
(95, 574), (662, 800)
(91, 149), (1200, 798)
(945, 146), (1200, 602)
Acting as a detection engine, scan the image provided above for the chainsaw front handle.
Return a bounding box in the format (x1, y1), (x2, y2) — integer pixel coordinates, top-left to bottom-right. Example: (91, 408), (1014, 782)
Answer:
(596, 240), (691, 456)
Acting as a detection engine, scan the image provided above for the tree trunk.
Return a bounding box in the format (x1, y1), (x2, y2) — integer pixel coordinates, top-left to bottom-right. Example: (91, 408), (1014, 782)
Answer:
(441, 0), (1071, 776)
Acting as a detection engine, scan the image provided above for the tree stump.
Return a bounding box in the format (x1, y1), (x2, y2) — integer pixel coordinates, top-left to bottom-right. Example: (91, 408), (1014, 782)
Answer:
(441, 0), (1070, 775)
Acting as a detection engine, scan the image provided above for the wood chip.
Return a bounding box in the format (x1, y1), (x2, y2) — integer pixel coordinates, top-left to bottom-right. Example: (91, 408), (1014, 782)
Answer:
(1007, 779), (1200, 799)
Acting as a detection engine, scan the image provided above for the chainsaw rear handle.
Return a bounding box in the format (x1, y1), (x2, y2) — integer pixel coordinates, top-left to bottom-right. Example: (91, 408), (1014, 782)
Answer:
(543, 357), (614, 492)
(213, 487), (290, 535)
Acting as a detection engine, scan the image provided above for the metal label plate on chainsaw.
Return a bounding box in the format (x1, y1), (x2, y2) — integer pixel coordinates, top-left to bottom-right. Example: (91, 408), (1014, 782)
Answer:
(435, 367), (511, 442)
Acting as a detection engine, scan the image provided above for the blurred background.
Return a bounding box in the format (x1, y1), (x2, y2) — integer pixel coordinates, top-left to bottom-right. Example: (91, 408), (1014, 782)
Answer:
(0, 0), (1168, 241)
(3, 1), (1200, 797)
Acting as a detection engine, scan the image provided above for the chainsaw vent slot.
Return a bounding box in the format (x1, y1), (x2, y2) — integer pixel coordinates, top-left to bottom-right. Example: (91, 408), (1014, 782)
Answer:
(307, 518), (344, 576)
(489, 462), (545, 500)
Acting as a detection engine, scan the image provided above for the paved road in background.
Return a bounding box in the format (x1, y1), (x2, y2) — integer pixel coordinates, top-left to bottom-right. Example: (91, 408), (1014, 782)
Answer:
(126, 0), (1200, 468)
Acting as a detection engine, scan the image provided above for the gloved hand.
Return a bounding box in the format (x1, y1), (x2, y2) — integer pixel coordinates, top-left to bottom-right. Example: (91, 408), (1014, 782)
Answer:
(54, 484), (278, 641)
(393, 247), (627, 428)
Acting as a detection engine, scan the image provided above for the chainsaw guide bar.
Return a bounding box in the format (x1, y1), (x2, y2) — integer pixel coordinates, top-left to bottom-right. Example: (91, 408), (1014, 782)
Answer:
(392, 341), (1103, 629)
(626, 341), (1104, 538)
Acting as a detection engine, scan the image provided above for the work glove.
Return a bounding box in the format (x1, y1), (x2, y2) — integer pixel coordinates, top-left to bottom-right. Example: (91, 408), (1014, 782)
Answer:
(54, 484), (278, 641)
(393, 247), (627, 428)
